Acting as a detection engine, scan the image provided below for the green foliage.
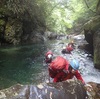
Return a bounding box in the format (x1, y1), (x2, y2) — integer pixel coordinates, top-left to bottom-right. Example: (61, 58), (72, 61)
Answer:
(0, 0), (99, 34)
(45, 0), (99, 33)
(0, 19), (5, 25)
(45, 0), (73, 33)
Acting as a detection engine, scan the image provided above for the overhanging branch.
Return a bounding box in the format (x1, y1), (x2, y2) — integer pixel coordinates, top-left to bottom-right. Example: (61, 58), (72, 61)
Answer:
(84, 0), (96, 13)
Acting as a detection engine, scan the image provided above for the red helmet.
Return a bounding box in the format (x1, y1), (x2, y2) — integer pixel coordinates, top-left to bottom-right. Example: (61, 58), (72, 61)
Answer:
(45, 51), (53, 63)
(45, 51), (53, 57)
(66, 46), (73, 51)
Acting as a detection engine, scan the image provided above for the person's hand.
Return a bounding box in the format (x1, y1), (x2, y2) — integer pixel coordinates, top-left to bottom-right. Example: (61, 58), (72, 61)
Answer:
(84, 83), (93, 92)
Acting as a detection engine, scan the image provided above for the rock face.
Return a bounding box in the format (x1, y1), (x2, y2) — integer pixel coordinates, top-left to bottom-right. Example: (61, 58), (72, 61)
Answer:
(44, 31), (57, 40)
(84, 16), (100, 69)
(0, 1), (46, 45)
(85, 82), (100, 99)
(5, 18), (23, 45)
(0, 17), (45, 45)
(93, 29), (100, 69)
(0, 80), (87, 99)
(0, 80), (100, 99)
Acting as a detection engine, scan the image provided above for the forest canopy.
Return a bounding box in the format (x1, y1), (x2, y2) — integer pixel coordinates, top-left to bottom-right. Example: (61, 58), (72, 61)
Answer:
(0, 0), (99, 34)
(45, 0), (98, 33)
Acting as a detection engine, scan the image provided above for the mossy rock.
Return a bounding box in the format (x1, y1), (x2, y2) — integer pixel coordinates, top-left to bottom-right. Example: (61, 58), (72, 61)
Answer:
(0, 26), (4, 33)
(0, 19), (5, 26)
(0, 19), (6, 33)
(93, 30), (100, 69)
(84, 15), (100, 32)
(5, 18), (23, 44)
(84, 15), (100, 45)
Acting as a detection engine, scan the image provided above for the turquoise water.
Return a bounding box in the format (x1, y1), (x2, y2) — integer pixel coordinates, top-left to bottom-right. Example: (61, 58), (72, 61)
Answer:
(0, 44), (46, 89)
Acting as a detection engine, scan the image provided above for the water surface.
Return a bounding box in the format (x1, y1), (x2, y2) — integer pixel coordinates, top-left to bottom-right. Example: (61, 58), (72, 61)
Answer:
(0, 44), (46, 89)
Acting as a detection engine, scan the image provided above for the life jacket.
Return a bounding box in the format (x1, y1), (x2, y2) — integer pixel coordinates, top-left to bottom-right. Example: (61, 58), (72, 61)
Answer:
(49, 56), (69, 73)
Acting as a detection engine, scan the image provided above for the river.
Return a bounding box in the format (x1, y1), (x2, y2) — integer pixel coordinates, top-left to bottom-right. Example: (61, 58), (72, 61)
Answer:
(0, 35), (100, 90)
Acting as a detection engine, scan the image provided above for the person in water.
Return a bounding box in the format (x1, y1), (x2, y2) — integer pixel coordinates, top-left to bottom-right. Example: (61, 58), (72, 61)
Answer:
(48, 58), (85, 84)
(68, 40), (75, 48)
(61, 44), (73, 54)
(44, 50), (53, 64)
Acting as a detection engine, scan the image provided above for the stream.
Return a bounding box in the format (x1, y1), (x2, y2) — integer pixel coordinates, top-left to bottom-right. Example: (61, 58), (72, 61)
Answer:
(47, 35), (100, 84)
(0, 35), (100, 90)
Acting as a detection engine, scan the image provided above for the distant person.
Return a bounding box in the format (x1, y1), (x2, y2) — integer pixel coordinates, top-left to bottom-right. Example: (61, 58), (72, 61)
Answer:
(66, 44), (73, 53)
(61, 47), (69, 54)
(48, 57), (85, 84)
(68, 40), (75, 48)
(65, 40), (75, 53)
(61, 44), (73, 54)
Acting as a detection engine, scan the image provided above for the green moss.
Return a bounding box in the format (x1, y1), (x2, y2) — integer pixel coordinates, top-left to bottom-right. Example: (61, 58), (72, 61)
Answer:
(94, 50), (100, 65)
(0, 19), (5, 26)
(0, 8), (6, 13)
(84, 16), (100, 31)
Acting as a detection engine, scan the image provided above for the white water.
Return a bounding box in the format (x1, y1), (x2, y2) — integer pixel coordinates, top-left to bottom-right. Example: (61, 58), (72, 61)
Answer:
(44, 35), (100, 84)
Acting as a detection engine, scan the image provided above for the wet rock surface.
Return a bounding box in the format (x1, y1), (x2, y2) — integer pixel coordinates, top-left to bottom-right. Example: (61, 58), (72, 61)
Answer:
(85, 82), (100, 99)
(0, 79), (100, 99)
(0, 80), (87, 99)
(84, 16), (100, 69)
